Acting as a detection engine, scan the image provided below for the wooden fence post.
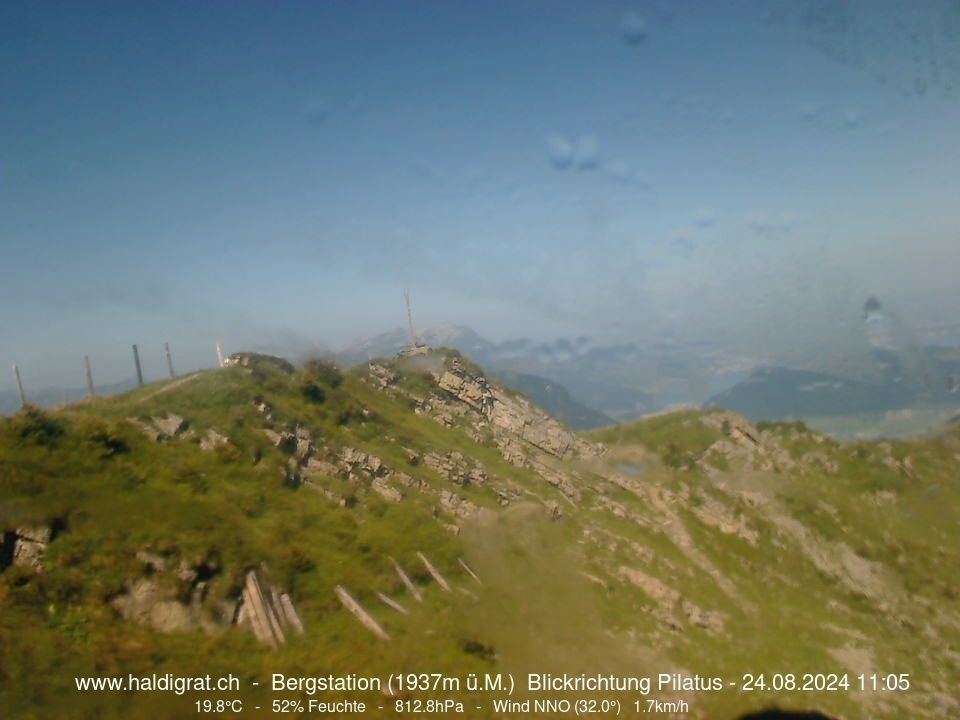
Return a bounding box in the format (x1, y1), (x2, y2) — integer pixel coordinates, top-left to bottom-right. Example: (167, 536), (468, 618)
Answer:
(12, 364), (26, 408)
(84, 355), (96, 397)
(164, 342), (176, 379)
(132, 344), (144, 387)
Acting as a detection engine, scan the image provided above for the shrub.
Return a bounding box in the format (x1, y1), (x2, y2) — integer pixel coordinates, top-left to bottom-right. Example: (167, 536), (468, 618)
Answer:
(85, 421), (129, 457)
(300, 381), (326, 404)
(5, 406), (64, 447)
(302, 358), (343, 388)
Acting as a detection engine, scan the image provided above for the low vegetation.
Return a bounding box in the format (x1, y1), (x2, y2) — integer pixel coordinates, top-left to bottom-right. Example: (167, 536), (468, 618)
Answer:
(1, 353), (957, 719)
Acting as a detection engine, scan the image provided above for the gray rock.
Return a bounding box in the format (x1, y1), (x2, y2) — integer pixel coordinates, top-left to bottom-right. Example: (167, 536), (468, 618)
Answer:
(369, 363), (398, 388)
(153, 413), (188, 438)
(200, 428), (230, 451)
(295, 438), (314, 463)
(128, 417), (162, 442)
(11, 524), (51, 569)
(371, 477), (402, 503)
(263, 428), (297, 453)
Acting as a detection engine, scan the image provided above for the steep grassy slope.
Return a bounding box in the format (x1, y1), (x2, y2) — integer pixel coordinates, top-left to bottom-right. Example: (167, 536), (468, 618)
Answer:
(1, 351), (958, 719)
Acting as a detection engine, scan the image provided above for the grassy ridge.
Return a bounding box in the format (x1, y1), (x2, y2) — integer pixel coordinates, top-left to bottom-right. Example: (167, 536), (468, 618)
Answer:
(1, 356), (958, 719)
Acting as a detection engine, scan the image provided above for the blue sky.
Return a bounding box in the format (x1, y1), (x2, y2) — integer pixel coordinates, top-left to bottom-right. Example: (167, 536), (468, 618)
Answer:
(2, 0), (960, 389)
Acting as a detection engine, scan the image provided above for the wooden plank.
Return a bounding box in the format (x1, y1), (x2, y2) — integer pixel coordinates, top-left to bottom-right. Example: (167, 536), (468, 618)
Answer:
(244, 571), (283, 648)
(335, 586), (390, 641)
(458, 558), (482, 585)
(279, 593), (305, 635)
(377, 592), (409, 615)
(417, 551), (451, 592)
(242, 584), (276, 649)
(389, 556), (422, 602)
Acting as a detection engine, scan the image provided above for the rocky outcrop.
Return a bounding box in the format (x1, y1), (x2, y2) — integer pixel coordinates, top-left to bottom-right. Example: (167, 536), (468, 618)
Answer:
(200, 428), (230, 451)
(435, 358), (592, 458)
(263, 428), (297, 453)
(224, 353), (295, 374)
(113, 553), (234, 635)
(437, 369), (495, 414)
(339, 447), (387, 477)
(252, 398), (273, 420)
(437, 489), (479, 519)
(294, 426), (314, 463)
(434, 359), (598, 460)
(423, 451), (487, 486)
(700, 412), (799, 473)
(368, 362), (398, 388)
(0, 524), (52, 571)
(153, 413), (188, 438)
(419, 357), (600, 503)
(113, 555), (303, 646)
(617, 565), (725, 634)
(371, 477), (402, 503)
(113, 578), (200, 633)
(128, 413), (189, 442)
(528, 456), (581, 502)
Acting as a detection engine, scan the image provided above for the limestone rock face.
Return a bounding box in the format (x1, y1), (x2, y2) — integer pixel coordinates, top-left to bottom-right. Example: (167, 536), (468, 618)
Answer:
(339, 447), (387, 477)
(516, 420), (571, 457)
(423, 451), (487, 486)
(437, 370), (493, 413)
(699, 410), (838, 475)
(368, 363), (398, 388)
(7, 524), (52, 569)
(305, 457), (340, 477)
(437, 490), (480, 519)
(371, 477), (403, 503)
(433, 358), (598, 462)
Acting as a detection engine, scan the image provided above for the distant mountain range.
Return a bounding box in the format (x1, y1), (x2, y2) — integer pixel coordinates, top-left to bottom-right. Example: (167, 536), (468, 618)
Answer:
(705, 367), (916, 421)
(336, 324), (960, 432)
(706, 345), (960, 423)
(9, 325), (959, 434)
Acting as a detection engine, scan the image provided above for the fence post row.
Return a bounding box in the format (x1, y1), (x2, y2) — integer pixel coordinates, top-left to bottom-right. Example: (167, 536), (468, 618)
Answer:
(9, 340), (224, 409)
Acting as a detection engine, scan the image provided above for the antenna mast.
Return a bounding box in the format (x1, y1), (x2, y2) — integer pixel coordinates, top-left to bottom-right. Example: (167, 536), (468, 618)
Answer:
(404, 289), (418, 347)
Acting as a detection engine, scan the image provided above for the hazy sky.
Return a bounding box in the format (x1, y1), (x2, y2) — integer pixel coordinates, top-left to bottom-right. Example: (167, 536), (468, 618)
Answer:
(2, 0), (960, 389)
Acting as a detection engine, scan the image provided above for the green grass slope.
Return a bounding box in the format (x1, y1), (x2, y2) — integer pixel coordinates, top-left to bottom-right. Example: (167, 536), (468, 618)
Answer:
(0, 352), (957, 719)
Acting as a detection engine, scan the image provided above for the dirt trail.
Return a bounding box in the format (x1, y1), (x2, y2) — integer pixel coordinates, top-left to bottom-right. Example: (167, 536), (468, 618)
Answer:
(135, 372), (203, 404)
